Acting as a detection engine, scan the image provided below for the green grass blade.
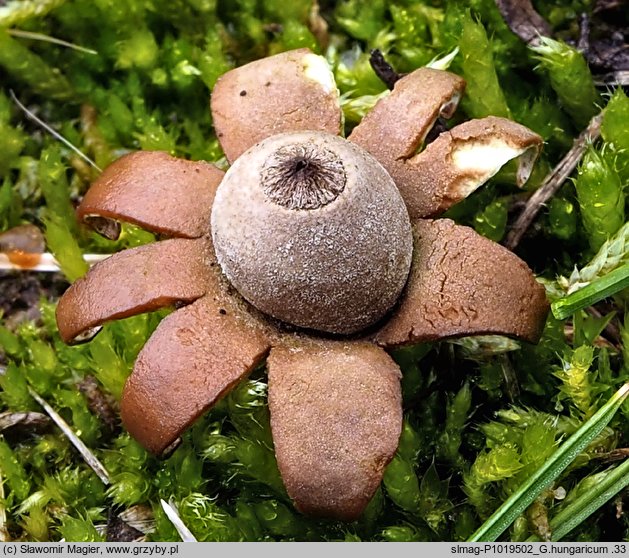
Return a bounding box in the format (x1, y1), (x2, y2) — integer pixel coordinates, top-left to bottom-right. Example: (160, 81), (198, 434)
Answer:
(551, 263), (629, 320)
(543, 458), (629, 541)
(468, 383), (629, 542)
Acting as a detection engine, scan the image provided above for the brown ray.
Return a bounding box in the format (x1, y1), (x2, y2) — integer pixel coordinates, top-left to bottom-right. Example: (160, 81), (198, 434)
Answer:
(211, 48), (343, 163)
(55, 238), (211, 344)
(349, 67), (543, 218)
(267, 341), (402, 521)
(349, 67), (465, 159)
(401, 116), (542, 217)
(348, 67), (465, 215)
(77, 151), (224, 239)
(120, 289), (271, 456)
(374, 219), (549, 347)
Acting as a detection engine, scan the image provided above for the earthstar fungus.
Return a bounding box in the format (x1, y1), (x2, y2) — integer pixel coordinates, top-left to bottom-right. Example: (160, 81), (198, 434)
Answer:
(55, 48), (549, 521)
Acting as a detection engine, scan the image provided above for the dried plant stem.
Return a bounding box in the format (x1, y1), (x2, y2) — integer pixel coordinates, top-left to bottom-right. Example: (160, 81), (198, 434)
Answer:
(495, 0), (551, 47)
(160, 500), (197, 542)
(119, 505), (156, 536)
(28, 387), (110, 485)
(594, 71), (629, 87)
(596, 448), (629, 464)
(0, 252), (108, 272)
(369, 49), (401, 90)
(9, 90), (102, 172)
(0, 411), (50, 433)
(7, 29), (97, 54)
(0, 474), (9, 542)
(504, 112), (603, 250)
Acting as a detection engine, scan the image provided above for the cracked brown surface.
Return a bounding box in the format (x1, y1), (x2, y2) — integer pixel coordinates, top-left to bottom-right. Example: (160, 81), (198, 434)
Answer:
(120, 261), (272, 455)
(117, 230), (279, 455)
(78, 151), (223, 239)
(211, 49), (343, 163)
(374, 219), (549, 346)
(267, 341), (402, 521)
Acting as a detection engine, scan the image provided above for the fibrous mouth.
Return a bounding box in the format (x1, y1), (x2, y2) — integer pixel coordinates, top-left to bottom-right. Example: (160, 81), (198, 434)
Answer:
(260, 143), (347, 210)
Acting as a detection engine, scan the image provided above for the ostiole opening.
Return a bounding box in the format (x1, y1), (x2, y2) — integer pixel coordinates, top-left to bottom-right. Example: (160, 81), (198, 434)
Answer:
(261, 143), (347, 210)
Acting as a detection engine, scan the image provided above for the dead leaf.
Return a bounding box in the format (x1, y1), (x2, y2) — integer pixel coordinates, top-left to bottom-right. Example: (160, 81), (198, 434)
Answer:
(495, 0), (552, 46)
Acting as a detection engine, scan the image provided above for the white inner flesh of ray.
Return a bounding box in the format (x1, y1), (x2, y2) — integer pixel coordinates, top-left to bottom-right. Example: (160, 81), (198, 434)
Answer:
(302, 53), (337, 95)
(451, 140), (530, 196)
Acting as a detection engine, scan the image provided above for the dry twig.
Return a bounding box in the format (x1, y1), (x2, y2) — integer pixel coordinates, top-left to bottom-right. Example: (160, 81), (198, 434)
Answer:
(495, 0), (552, 47)
(0, 252), (108, 272)
(0, 411), (50, 433)
(0, 475), (9, 542)
(160, 499), (197, 542)
(504, 112), (603, 250)
(369, 49), (401, 90)
(28, 387), (110, 485)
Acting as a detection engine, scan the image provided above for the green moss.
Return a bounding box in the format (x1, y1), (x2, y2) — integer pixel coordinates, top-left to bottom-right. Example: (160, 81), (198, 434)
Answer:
(0, 0), (627, 543)
(531, 37), (600, 129)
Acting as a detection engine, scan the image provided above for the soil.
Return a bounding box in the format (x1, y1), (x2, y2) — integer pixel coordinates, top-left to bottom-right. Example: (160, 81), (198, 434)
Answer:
(0, 271), (69, 328)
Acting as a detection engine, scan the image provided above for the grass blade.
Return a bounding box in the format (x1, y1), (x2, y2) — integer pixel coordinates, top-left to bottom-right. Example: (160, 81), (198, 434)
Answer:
(468, 382), (629, 542)
(529, 458), (629, 541)
(9, 90), (101, 172)
(551, 263), (629, 320)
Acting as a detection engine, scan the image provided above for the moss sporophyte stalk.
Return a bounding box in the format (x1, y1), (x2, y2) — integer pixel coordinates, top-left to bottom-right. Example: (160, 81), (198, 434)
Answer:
(1, 0), (628, 543)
